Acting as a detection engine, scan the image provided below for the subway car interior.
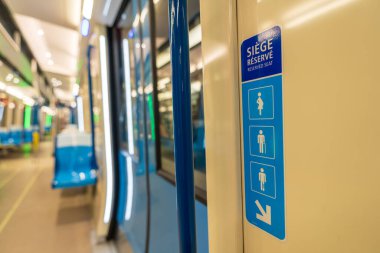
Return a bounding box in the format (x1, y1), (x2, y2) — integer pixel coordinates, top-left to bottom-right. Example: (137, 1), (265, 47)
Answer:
(0, 0), (379, 252)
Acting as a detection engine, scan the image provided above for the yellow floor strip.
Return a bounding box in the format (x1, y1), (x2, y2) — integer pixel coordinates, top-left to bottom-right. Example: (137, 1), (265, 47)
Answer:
(0, 168), (43, 233)
(0, 169), (20, 190)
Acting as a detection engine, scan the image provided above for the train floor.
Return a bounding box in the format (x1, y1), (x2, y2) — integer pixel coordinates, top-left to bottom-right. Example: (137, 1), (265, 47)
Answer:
(0, 141), (115, 253)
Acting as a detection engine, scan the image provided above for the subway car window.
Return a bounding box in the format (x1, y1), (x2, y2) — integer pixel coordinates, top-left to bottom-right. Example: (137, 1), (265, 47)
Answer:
(118, 3), (142, 161)
(140, 0), (157, 170)
(154, 0), (206, 195)
(115, 0), (209, 252)
(117, 51), (128, 151)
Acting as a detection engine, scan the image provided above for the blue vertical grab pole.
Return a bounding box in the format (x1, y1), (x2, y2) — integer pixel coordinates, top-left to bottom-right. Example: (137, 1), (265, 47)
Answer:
(168, 0), (197, 253)
(87, 45), (98, 170)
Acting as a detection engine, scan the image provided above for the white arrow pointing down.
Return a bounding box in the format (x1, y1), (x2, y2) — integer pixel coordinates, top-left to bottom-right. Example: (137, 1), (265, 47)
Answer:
(255, 200), (271, 225)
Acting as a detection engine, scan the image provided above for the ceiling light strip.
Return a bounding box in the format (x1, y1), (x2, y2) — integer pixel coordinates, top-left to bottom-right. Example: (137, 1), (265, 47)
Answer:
(103, 0), (112, 16)
(83, 0), (94, 20)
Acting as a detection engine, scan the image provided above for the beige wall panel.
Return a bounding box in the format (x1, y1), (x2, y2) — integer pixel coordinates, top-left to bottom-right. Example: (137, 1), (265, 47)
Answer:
(200, 0), (243, 253)
(238, 0), (380, 252)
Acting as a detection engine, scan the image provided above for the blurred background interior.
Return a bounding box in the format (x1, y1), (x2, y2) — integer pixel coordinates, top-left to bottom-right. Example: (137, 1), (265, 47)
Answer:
(0, 0), (207, 252)
(1, 0), (380, 253)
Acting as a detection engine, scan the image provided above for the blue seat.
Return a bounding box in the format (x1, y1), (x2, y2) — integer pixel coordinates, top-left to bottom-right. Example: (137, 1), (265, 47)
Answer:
(44, 126), (51, 133)
(52, 130), (97, 189)
(0, 128), (10, 145)
(9, 127), (23, 146)
(24, 128), (33, 144)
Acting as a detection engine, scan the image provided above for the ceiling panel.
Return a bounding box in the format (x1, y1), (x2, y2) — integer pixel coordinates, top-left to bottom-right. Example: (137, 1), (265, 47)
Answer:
(15, 14), (79, 77)
(4, 0), (81, 30)
(93, 0), (123, 26)
(3, 0), (82, 102)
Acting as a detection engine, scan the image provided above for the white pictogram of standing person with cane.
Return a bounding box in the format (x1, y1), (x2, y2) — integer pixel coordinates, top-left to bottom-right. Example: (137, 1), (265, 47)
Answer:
(257, 130), (266, 154)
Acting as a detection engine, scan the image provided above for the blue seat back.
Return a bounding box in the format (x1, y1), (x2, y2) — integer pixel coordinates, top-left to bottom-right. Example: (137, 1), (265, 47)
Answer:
(9, 127), (23, 146)
(52, 131), (97, 189)
(24, 129), (33, 143)
(0, 129), (9, 145)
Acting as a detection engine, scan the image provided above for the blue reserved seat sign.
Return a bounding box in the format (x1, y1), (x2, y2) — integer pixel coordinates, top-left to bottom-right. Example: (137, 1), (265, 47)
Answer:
(241, 26), (285, 240)
(241, 26), (282, 82)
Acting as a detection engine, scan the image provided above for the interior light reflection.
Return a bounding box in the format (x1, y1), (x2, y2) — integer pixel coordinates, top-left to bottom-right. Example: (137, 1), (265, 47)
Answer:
(123, 38), (135, 221)
(122, 39), (135, 155)
(285, 0), (356, 29)
(125, 156), (134, 220)
(102, 0), (112, 16)
(76, 96), (84, 132)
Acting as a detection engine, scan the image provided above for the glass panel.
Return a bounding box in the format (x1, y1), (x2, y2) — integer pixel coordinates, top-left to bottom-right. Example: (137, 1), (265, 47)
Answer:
(117, 2), (149, 251)
(155, 9), (206, 192)
(118, 55), (128, 151)
(118, 3), (141, 161)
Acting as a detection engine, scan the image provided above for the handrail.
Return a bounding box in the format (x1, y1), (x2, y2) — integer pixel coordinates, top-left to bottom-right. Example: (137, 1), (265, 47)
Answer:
(86, 45), (98, 170)
(168, 0), (197, 252)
